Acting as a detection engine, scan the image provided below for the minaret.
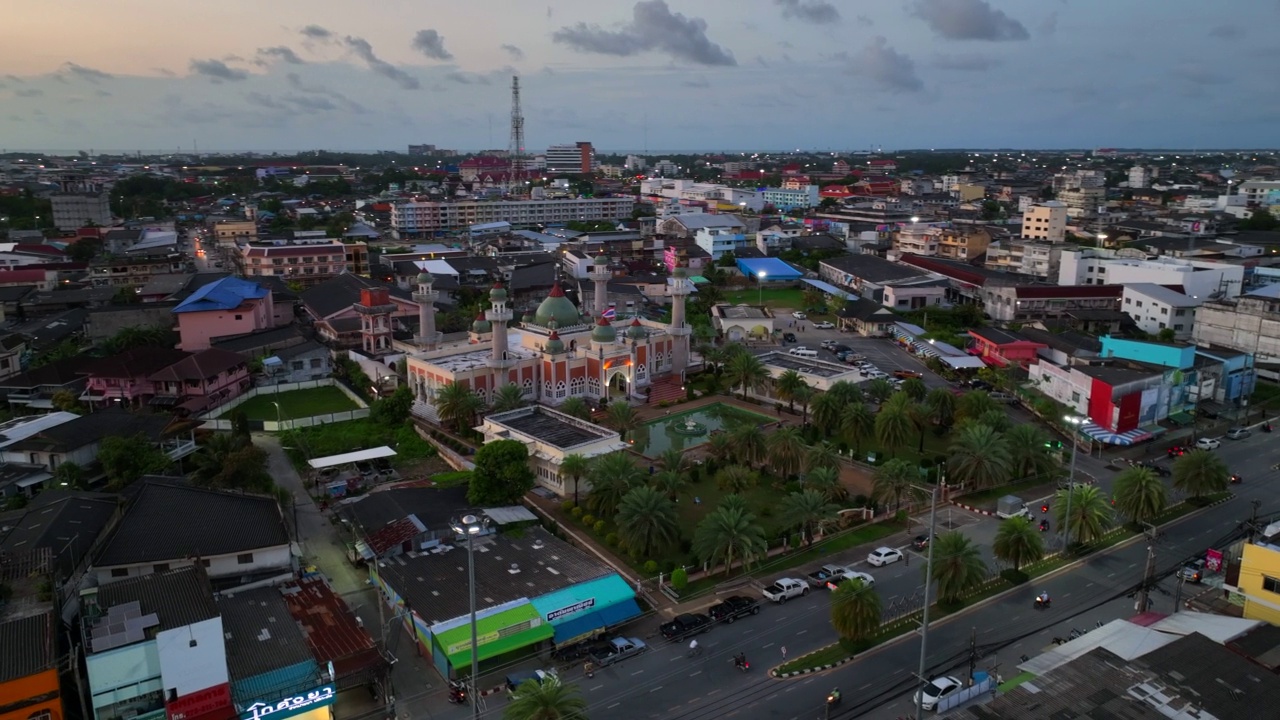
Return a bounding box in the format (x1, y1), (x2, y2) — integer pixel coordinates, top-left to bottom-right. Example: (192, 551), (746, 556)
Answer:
(669, 264), (692, 376)
(486, 282), (513, 367)
(413, 270), (439, 350)
(590, 250), (610, 317)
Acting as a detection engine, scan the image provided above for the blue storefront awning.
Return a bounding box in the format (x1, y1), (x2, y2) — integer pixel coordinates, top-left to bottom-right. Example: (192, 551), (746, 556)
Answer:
(1079, 422), (1152, 446)
(552, 599), (643, 644)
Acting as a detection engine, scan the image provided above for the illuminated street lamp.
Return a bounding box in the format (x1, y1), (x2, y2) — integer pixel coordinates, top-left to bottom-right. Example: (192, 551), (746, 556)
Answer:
(757, 270), (767, 306)
(450, 514), (489, 719)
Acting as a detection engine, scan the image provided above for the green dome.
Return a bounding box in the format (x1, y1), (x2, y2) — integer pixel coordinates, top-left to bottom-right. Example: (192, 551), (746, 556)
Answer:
(593, 251), (609, 266)
(544, 330), (565, 354)
(489, 282), (507, 302)
(534, 281), (580, 328)
(471, 312), (491, 333)
(627, 317), (646, 339)
(591, 316), (617, 343)
(416, 271), (433, 284)
(522, 310), (537, 324)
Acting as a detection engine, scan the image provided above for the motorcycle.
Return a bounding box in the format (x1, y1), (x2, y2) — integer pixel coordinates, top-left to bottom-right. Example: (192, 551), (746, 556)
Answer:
(734, 654), (750, 672)
(447, 681), (468, 705)
(826, 689), (842, 709)
(1035, 596), (1052, 610)
(1264, 423), (1273, 433)
(1039, 520), (1050, 532)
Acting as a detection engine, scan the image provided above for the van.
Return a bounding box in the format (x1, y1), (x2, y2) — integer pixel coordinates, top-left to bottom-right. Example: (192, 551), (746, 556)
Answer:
(788, 348), (818, 358)
(989, 392), (1017, 404)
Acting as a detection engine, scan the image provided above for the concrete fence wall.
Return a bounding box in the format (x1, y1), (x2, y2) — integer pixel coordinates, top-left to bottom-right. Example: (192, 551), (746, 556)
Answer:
(200, 378), (369, 431)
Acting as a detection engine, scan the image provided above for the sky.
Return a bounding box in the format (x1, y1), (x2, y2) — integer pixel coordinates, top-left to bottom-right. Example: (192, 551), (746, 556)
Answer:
(1, 0), (1278, 154)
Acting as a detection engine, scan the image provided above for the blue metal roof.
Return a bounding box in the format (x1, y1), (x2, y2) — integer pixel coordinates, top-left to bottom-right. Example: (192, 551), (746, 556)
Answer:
(735, 257), (803, 279)
(173, 276), (269, 314)
(801, 278), (858, 300)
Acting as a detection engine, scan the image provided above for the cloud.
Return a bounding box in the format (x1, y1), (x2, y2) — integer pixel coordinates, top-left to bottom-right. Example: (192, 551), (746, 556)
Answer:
(851, 36), (923, 93)
(60, 62), (113, 83)
(247, 91), (341, 113)
(154, 68), (177, 77)
(856, 15), (874, 27)
(501, 44), (525, 60)
(411, 29), (454, 61)
(552, 0), (736, 66)
(15, 88), (45, 98)
(681, 76), (709, 88)
(256, 46), (305, 66)
(445, 71), (490, 85)
(909, 0), (1029, 41)
(1039, 12), (1058, 36)
(188, 58), (249, 82)
(774, 0), (840, 24)
(300, 25), (333, 40)
(1208, 24), (1244, 39)
(1173, 66), (1230, 86)
(343, 36), (420, 89)
(931, 53), (1000, 71)
(284, 72), (367, 113)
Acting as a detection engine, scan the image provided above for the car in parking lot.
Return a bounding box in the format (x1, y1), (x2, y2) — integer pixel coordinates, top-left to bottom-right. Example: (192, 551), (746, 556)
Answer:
(813, 321), (834, 329)
(820, 340), (837, 349)
(915, 676), (963, 711)
(1195, 437), (1221, 450)
(893, 369), (924, 379)
(782, 332), (797, 343)
(867, 547), (904, 567)
(864, 370), (888, 380)
(1226, 427), (1252, 440)
(792, 311), (807, 319)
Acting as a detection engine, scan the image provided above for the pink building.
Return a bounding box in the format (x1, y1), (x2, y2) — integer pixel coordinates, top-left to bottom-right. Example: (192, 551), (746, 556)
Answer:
(148, 348), (251, 415)
(80, 348), (192, 407)
(173, 276), (275, 351)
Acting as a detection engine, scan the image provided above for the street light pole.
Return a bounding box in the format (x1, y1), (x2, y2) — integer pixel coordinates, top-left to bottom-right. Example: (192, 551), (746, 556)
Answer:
(452, 514), (488, 720)
(1064, 415), (1083, 548)
(916, 483), (940, 720)
(757, 270), (767, 307)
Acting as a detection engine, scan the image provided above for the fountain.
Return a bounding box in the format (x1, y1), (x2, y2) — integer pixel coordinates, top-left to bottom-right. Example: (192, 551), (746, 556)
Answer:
(670, 417), (708, 437)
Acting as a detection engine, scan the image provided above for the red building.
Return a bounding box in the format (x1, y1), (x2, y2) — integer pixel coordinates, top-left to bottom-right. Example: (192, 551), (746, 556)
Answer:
(967, 327), (1048, 368)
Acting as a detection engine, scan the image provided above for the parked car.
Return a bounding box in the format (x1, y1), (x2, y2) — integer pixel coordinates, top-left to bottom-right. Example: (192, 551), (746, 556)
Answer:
(968, 379), (992, 390)
(867, 547), (904, 567)
(1226, 427), (1252, 440)
(782, 332), (797, 343)
(830, 344), (851, 355)
(1178, 558), (1207, 583)
(505, 668), (558, 693)
(762, 578), (809, 603)
(1134, 460), (1170, 477)
(807, 563), (856, 587)
(590, 637), (647, 667)
(1196, 437), (1221, 450)
(707, 595), (761, 624)
(915, 676), (964, 711)
(1166, 445), (1189, 458)
(792, 311), (807, 319)
(813, 321), (834, 329)
(912, 534), (931, 551)
(824, 570), (875, 591)
(659, 613), (712, 641)
(989, 392), (1017, 404)
(820, 340), (838, 349)
(893, 369), (924, 379)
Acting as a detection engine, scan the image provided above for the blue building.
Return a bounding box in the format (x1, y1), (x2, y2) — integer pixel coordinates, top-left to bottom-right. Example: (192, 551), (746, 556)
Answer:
(1099, 335), (1255, 416)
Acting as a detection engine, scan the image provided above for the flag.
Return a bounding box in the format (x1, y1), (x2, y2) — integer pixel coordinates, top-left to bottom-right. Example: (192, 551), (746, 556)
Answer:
(602, 306), (616, 320)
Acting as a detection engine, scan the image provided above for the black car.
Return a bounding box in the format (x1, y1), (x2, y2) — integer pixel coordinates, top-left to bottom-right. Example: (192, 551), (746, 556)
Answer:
(1135, 460), (1171, 477)
(912, 534), (931, 551)
(708, 595), (761, 624)
(782, 332), (797, 343)
(659, 613), (712, 641)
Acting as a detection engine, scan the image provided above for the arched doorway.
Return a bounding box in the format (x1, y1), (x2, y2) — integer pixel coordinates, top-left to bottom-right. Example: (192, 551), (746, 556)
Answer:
(608, 371), (629, 397)
(725, 325), (745, 342)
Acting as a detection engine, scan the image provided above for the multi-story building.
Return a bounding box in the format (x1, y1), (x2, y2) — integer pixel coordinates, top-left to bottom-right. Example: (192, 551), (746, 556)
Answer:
(695, 227), (748, 259)
(1021, 201), (1067, 242)
(984, 284), (1123, 324)
(1193, 284), (1280, 367)
(50, 178), (112, 230)
(984, 239), (1065, 279)
(1058, 248), (1244, 299)
(1120, 283), (1201, 339)
(236, 239), (350, 288)
(391, 197), (634, 238)
(1237, 180), (1280, 205)
(1128, 165), (1152, 189)
(1057, 186), (1106, 217)
(1235, 524), (1280, 626)
(89, 253), (187, 288)
(0, 550), (64, 720)
(211, 220), (257, 247)
(894, 224), (992, 261)
(544, 142), (595, 174)
(476, 406), (627, 496)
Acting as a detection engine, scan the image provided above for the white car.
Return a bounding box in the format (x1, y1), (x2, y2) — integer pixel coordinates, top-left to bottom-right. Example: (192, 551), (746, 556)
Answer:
(866, 547), (904, 567)
(813, 321), (834, 329)
(792, 311), (807, 319)
(1195, 437), (1221, 450)
(915, 676), (963, 710)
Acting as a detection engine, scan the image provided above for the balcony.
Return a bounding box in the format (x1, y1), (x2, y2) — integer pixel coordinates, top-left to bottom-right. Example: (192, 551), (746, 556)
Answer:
(161, 436), (198, 460)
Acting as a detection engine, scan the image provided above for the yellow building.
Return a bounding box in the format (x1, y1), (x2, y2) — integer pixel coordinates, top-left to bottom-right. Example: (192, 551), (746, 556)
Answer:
(1239, 539), (1280, 625)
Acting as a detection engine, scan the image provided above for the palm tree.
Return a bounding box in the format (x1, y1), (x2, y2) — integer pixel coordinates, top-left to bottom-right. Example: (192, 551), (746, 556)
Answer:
(725, 352), (769, 400)
(805, 441), (841, 473)
(767, 426), (807, 477)
(656, 448), (689, 474)
(53, 461), (85, 490)
(1172, 449), (1230, 500)
(977, 409), (1012, 433)
(705, 433), (735, 464)
(729, 425), (767, 468)
(928, 531), (989, 604)
(947, 423), (1012, 490)
(909, 401), (932, 454)
(558, 397), (592, 422)
(693, 503), (768, 575)
(956, 390), (999, 422)
(874, 394), (915, 457)
(616, 486), (679, 557)
(435, 381), (484, 433)
(810, 391), (844, 436)
(900, 377), (928, 402)
(605, 402), (641, 440)
(191, 432), (247, 486)
(781, 488), (839, 546)
(1005, 424), (1055, 481)
(794, 385), (815, 424)
(865, 378), (894, 404)
(993, 515), (1044, 571)
(804, 466), (845, 502)
(774, 369), (806, 413)
(839, 402), (874, 452)
(925, 388), (956, 428)
(826, 380), (863, 406)
(1053, 485), (1113, 545)
(652, 470), (689, 503)
(714, 464), (757, 493)
(491, 383), (526, 412)
(586, 453), (643, 517)
(558, 453), (591, 507)
(872, 458), (922, 512)
(504, 676), (587, 720)
(830, 578), (882, 643)
(1112, 466), (1168, 525)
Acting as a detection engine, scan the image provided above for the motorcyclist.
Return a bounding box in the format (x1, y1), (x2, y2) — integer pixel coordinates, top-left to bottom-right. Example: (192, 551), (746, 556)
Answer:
(734, 652), (747, 667)
(1037, 591), (1050, 605)
(688, 639), (699, 656)
(828, 687), (842, 704)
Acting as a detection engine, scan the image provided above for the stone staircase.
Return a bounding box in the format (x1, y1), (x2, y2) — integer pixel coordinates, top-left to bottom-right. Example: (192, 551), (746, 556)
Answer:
(646, 377), (686, 405)
(411, 400), (440, 424)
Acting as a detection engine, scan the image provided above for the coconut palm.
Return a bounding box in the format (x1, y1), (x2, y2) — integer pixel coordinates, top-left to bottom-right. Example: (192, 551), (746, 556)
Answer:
(191, 432), (248, 486)
(504, 675), (587, 720)
(992, 515), (1044, 572)
(865, 377), (895, 404)
(692, 503), (768, 576)
(781, 488), (839, 546)
(557, 397), (592, 422)
(616, 486), (680, 557)
(491, 383), (526, 412)
(874, 393), (915, 457)
(1005, 424), (1056, 481)
(558, 453), (591, 507)
(908, 401), (933, 454)
(830, 578), (883, 643)
(977, 409), (1012, 433)
(1172, 449), (1230, 500)
(715, 464), (757, 493)
(1112, 466), (1168, 525)
(947, 423), (1012, 490)
(872, 458), (922, 512)
(434, 381), (484, 433)
(928, 531), (989, 605)
(956, 390), (999, 422)
(839, 402), (874, 452)
(794, 385), (815, 424)
(804, 466), (845, 502)
(718, 492), (750, 516)
(651, 470), (689, 503)
(774, 369), (807, 413)
(725, 352), (769, 400)
(586, 453), (643, 517)
(705, 433), (735, 464)
(925, 388), (956, 428)
(805, 441), (841, 473)
(605, 402), (641, 440)
(810, 391), (844, 436)
(900, 377), (928, 402)
(729, 425), (767, 468)
(767, 426), (808, 478)
(826, 380), (863, 406)
(656, 448), (689, 474)
(1053, 485), (1113, 545)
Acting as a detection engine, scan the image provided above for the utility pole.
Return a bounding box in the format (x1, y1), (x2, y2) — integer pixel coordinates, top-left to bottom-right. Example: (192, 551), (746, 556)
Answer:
(968, 628), (977, 685)
(915, 484), (940, 720)
(1244, 499), (1263, 543)
(1135, 525), (1159, 613)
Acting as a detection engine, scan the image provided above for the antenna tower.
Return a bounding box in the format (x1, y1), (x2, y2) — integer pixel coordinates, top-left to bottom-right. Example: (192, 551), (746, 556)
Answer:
(509, 76), (526, 178)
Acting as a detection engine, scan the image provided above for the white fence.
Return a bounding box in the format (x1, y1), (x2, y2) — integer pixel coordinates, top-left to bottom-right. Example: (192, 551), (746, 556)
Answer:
(200, 378), (369, 431)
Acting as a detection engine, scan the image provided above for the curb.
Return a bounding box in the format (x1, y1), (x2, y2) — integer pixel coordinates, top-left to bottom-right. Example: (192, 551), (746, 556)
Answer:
(770, 654), (856, 678)
(951, 501), (996, 517)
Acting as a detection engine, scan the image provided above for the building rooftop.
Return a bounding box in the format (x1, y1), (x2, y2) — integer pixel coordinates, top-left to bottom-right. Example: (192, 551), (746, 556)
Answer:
(1015, 284), (1124, 299)
(485, 406), (616, 450)
(90, 565), (219, 651)
(970, 327), (1042, 346)
(821, 254), (929, 284)
(759, 351), (860, 379)
(94, 479), (288, 567)
(428, 335), (537, 373)
(211, 324), (307, 354)
(378, 526), (612, 625)
(9, 409), (178, 454)
(173, 275), (269, 314)
(1124, 282), (1201, 306)
(715, 304), (771, 320)
(279, 577), (383, 680)
(301, 274), (412, 319)
(0, 412), (80, 449)
(0, 490), (118, 580)
(80, 347), (191, 379)
(1018, 327), (1102, 355)
(337, 485), (470, 537)
(670, 214), (746, 231)
(0, 610), (56, 683)
(1074, 363), (1162, 385)
(217, 586), (317, 686)
(148, 348), (248, 383)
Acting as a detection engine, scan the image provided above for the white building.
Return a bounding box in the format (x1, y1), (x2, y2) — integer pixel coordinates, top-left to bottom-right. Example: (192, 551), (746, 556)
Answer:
(1128, 166), (1152, 189)
(1027, 359), (1091, 416)
(1058, 248), (1244, 300)
(1121, 283), (1202, 339)
(51, 182), (112, 230)
(1238, 180), (1280, 205)
(475, 406), (627, 498)
(1193, 285), (1280, 366)
(1021, 201), (1068, 242)
(695, 226), (748, 259)
(391, 196), (635, 237)
(624, 155), (647, 171)
(544, 142), (596, 174)
(1057, 186), (1106, 217)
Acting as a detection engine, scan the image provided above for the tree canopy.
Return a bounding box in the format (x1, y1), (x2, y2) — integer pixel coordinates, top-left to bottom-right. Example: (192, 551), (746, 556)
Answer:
(468, 439), (536, 505)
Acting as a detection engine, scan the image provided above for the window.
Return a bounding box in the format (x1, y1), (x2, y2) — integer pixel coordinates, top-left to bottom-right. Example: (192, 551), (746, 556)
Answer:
(234, 314), (243, 320)
(1264, 575), (1280, 594)
(1135, 300), (1143, 307)
(292, 361), (304, 371)
(1160, 308), (1168, 315)
(310, 358), (323, 369)
(154, 563), (170, 573)
(237, 553), (254, 564)
(1175, 309), (1186, 316)
(111, 568), (129, 578)
(201, 558), (211, 568)
(1071, 391), (1081, 403)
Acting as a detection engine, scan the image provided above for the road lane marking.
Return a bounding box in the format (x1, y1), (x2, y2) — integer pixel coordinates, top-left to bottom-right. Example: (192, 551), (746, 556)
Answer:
(608, 703), (620, 710)
(632, 670), (644, 676)
(797, 630), (808, 635)
(649, 686), (663, 693)
(762, 642), (775, 648)
(1108, 572), (1117, 577)
(708, 689), (721, 696)
(590, 685), (603, 692)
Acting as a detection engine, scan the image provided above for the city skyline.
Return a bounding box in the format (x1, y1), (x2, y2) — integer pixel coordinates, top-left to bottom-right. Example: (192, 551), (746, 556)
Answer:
(2, 0), (1278, 153)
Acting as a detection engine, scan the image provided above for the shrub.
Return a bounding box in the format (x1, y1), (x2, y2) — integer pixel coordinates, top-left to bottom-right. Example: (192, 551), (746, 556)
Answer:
(789, 533), (802, 548)
(593, 520), (606, 534)
(643, 560), (659, 575)
(571, 506), (584, 518)
(671, 567), (688, 590)
(1000, 569), (1029, 585)
(759, 506), (772, 518)
(605, 532), (619, 547)
(657, 400), (671, 408)
(561, 500), (576, 512)
(894, 509), (908, 524)
(581, 514), (596, 526)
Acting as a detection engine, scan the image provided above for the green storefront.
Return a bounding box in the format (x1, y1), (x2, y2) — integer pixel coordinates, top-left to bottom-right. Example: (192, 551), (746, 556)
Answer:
(430, 602), (553, 676)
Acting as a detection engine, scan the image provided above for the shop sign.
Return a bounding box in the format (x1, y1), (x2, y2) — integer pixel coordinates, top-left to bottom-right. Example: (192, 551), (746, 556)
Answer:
(546, 598), (596, 622)
(240, 685), (335, 720)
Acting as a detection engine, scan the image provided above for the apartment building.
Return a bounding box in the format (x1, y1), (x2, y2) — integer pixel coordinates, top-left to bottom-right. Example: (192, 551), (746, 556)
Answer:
(1057, 186), (1106, 217)
(1128, 166), (1153, 189)
(1021, 201), (1067, 242)
(211, 220), (257, 247)
(984, 239), (1064, 279)
(1193, 284), (1280, 366)
(89, 254), (186, 288)
(894, 224), (991, 261)
(391, 197), (634, 238)
(1058, 248), (1244, 299)
(1237, 180), (1280, 205)
(762, 185), (820, 211)
(50, 178), (112, 230)
(237, 240), (349, 288)
(1120, 283), (1201, 339)
(545, 142), (596, 174)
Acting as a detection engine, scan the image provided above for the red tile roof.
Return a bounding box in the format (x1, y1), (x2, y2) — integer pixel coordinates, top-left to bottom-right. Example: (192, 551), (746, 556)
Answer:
(13, 244), (65, 257)
(0, 269), (50, 284)
(897, 254), (989, 287)
(149, 348), (248, 382)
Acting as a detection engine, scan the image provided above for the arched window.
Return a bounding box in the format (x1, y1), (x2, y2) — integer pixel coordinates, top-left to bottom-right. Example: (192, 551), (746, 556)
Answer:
(555, 380), (567, 399)
(570, 376), (585, 395)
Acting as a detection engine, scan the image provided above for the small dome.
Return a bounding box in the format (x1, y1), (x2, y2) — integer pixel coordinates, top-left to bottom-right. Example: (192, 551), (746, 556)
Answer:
(591, 316), (617, 343)
(544, 330), (565, 354)
(534, 280), (580, 328)
(489, 282), (507, 302)
(522, 310), (537, 325)
(471, 312), (491, 333)
(593, 251), (609, 266)
(627, 317), (646, 339)
(416, 271), (433, 284)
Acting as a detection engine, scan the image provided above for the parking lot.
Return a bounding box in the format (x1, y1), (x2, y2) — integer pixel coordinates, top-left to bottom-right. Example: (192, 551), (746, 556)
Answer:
(769, 308), (951, 390)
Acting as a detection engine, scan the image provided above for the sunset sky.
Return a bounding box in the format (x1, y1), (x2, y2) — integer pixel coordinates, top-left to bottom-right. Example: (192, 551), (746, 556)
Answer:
(1, 0), (1276, 153)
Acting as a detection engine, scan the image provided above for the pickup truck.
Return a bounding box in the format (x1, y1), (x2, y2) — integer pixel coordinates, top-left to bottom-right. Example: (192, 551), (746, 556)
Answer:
(708, 595), (761, 624)
(659, 612), (712, 641)
(762, 578), (809, 604)
(589, 637), (647, 667)
(807, 564), (857, 588)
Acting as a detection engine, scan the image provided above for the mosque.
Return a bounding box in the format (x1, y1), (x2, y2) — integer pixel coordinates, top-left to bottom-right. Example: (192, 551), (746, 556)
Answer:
(404, 252), (693, 416)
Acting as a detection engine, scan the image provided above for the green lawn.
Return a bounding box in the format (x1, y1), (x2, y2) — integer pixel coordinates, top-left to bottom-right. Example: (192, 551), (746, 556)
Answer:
(236, 386), (359, 422)
(722, 287), (804, 309)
